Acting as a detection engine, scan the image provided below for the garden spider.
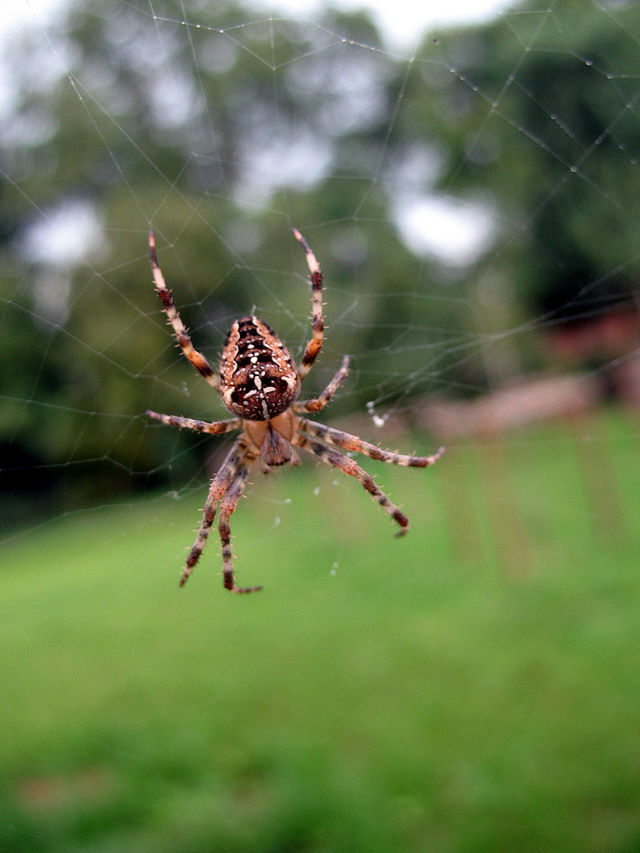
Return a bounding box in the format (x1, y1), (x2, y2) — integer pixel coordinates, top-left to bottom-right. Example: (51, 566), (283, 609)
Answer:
(146, 229), (444, 593)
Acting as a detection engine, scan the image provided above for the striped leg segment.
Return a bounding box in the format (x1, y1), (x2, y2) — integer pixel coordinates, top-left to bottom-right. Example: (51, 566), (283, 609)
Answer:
(146, 410), (241, 435)
(298, 418), (445, 468)
(149, 231), (220, 390)
(294, 355), (350, 414)
(296, 434), (410, 536)
(218, 464), (263, 594)
(292, 228), (324, 379)
(179, 437), (256, 588)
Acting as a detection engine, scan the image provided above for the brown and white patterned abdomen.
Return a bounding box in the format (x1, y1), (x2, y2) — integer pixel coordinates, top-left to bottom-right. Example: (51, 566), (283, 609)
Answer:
(219, 316), (301, 421)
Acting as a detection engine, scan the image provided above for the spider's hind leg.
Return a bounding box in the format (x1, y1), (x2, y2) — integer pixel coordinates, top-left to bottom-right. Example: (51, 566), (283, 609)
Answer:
(149, 231), (220, 390)
(292, 228), (325, 379)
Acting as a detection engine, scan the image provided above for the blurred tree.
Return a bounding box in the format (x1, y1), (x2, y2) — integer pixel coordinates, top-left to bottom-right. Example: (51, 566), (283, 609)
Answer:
(1, 0), (435, 517)
(2, 0), (639, 520)
(405, 0), (640, 341)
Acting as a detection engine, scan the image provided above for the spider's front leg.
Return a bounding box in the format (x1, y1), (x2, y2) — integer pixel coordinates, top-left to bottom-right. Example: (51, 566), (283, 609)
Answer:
(218, 464), (263, 594)
(297, 418), (445, 468)
(179, 437), (261, 592)
(295, 434), (411, 536)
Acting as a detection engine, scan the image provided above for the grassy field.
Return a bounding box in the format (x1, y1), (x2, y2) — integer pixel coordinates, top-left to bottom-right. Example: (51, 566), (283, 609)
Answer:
(2, 410), (640, 852)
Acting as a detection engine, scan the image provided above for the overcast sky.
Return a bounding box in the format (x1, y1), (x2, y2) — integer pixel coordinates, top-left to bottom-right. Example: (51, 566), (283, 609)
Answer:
(0, 0), (511, 50)
(268, 0), (511, 48)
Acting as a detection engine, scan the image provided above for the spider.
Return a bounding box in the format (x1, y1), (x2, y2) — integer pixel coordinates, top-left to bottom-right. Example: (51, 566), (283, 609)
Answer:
(146, 228), (444, 593)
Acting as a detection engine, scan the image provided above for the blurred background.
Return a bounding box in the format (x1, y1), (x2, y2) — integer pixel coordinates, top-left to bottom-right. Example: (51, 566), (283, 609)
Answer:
(2, 1), (640, 850)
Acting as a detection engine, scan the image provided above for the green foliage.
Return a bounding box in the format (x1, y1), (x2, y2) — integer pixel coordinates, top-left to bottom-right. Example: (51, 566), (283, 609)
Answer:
(2, 0), (640, 516)
(1, 412), (640, 851)
(1, 0), (418, 511)
(409, 0), (640, 317)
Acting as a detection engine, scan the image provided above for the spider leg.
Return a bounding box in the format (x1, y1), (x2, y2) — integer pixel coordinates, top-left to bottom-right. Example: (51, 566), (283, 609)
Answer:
(297, 418), (445, 468)
(149, 231), (220, 390)
(293, 355), (350, 414)
(292, 228), (324, 379)
(218, 462), (263, 594)
(179, 437), (258, 588)
(295, 434), (410, 536)
(146, 410), (241, 435)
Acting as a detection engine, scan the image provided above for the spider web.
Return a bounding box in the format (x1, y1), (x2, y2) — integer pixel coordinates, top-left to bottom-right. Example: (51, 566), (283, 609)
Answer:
(4, 6), (640, 849)
(2, 0), (640, 571)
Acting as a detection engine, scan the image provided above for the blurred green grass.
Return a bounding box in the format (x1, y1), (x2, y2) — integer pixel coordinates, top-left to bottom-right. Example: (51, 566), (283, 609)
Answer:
(2, 410), (640, 852)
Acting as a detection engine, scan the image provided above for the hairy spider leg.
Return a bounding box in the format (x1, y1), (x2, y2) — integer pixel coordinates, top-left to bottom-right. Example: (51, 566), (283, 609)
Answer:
(297, 418), (445, 468)
(295, 433), (410, 535)
(292, 228), (324, 379)
(149, 231), (220, 390)
(218, 461), (263, 594)
(180, 436), (261, 592)
(146, 411), (241, 435)
(294, 355), (350, 414)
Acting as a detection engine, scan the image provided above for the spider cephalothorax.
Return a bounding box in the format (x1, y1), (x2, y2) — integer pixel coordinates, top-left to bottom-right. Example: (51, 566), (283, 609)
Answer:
(146, 228), (443, 593)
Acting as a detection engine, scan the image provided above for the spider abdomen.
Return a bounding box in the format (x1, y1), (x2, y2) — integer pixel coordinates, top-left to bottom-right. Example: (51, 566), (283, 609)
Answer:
(220, 316), (301, 421)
